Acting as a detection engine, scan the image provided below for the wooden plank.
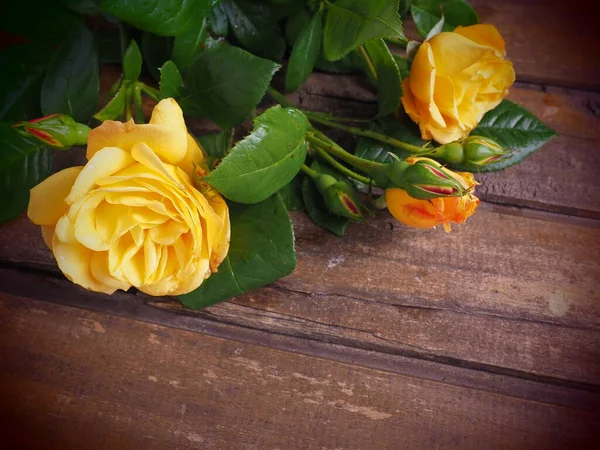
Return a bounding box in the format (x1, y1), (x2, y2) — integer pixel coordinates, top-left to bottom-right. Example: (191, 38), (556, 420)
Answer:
(3, 267), (599, 413)
(402, 0), (600, 90)
(168, 208), (600, 386)
(2, 206), (599, 386)
(475, 0), (600, 89)
(1, 294), (599, 450)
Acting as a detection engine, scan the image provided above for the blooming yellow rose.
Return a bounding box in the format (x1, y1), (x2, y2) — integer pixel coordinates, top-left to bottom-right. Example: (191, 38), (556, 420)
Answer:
(27, 99), (230, 296)
(386, 171), (479, 232)
(401, 24), (515, 144)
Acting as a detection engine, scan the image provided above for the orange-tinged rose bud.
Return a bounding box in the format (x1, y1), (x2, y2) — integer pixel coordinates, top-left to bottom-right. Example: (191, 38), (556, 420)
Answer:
(27, 99), (230, 296)
(401, 24), (515, 144)
(386, 188), (479, 232)
(385, 167), (480, 231)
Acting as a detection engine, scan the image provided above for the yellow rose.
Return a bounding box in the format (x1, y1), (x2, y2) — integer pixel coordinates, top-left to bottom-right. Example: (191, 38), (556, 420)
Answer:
(401, 24), (515, 144)
(386, 170), (479, 232)
(27, 99), (230, 296)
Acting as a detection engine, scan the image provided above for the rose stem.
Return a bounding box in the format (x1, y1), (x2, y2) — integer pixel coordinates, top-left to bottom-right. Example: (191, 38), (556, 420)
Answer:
(385, 36), (409, 48)
(304, 112), (429, 155)
(133, 85), (145, 124)
(305, 132), (384, 172)
(301, 164), (320, 179)
(311, 144), (371, 184)
(139, 83), (160, 103)
(267, 87), (294, 108)
(358, 45), (378, 81)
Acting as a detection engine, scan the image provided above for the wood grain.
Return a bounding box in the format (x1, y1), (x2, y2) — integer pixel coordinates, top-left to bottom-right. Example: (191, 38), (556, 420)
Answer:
(3, 266), (600, 414)
(1, 293), (599, 450)
(2, 204), (599, 386)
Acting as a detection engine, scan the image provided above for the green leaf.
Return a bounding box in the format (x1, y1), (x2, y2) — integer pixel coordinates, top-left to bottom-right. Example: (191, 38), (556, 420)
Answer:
(451, 100), (557, 172)
(284, 7), (312, 46)
(323, 0), (405, 61)
(100, 0), (221, 36)
(0, 0), (77, 43)
(0, 123), (52, 223)
(278, 175), (305, 211)
(360, 38), (402, 117)
(197, 130), (233, 160)
(302, 174), (348, 237)
(207, 3), (229, 36)
(356, 115), (426, 163)
(285, 9), (324, 92)
(184, 44), (280, 128)
(159, 61), (186, 100)
(94, 81), (129, 121)
(204, 106), (309, 204)
(41, 23), (99, 122)
(123, 39), (142, 82)
(410, 0), (478, 38)
(393, 54), (411, 79)
(172, 21), (209, 72)
(0, 44), (53, 122)
(179, 194), (296, 309)
(141, 32), (174, 81)
(158, 61), (208, 118)
(221, 0), (286, 61)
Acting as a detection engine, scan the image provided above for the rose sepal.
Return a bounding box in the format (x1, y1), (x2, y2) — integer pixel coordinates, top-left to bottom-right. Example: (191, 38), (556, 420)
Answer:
(13, 114), (90, 149)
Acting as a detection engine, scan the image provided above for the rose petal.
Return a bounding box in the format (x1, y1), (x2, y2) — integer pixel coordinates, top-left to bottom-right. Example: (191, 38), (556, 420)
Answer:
(386, 189), (443, 229)
(149, 220), (190, 246)
(87, 119), (187, 165)
(143, 233), (160, 284)
(66, 147), (134, 204)
(96, 164), (182, 192)
(409, 42), (445, 128)
(54, 216), (78, 244)
(428, 32), (490, 77)
(28, 167), (83, 225)
(149, 98), (187, 131)
(454, 24), (506, 56)
(52, 237), (116, 294)
(433, 76), (463, 127)
(41, 226), (55, 249)
(130, 142), (183, 188)
(94, 202), (138, 244)
(90, 251), (131, 291)
(73, 194), (110, 251)
(205, 193), (230, 272)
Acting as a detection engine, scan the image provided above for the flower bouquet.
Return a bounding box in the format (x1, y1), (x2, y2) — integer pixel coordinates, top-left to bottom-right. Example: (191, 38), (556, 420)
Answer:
(1, 0), (556, 309)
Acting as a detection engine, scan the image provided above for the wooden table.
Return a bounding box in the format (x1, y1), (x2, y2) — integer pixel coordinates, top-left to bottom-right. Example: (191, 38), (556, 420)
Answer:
(2, 1), (600, 448)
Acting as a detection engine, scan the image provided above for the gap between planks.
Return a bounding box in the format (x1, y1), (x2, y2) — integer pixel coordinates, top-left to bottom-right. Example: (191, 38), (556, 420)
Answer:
(1, 266), (599, 415)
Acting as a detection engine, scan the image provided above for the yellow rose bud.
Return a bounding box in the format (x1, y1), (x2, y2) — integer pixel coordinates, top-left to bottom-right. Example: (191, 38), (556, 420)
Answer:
(385, 169), (479, 232)
(27, 99), (230, 296)
(401, 24), (515, 144)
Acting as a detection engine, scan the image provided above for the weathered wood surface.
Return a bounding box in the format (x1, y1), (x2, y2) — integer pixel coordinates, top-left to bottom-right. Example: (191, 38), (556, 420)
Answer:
(1, 293), (599, 450)
(3, 266), (600, 414)
(2, 203), (600, 386)
(2, 0), (600, 447)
